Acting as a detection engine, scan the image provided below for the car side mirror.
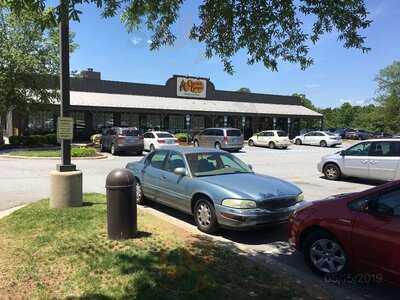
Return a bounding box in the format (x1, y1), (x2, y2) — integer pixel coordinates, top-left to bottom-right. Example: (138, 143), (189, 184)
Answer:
(340, 151), (346, 157)
(173, 167), (187, 176)
(248, 164), (253, 170)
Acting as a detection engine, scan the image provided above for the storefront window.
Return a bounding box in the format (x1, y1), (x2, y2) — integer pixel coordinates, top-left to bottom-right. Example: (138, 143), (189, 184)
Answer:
(93, 112), (113, 131)
(27, 111), (55, 133)
(121, 113), (139, 127)
(192, 116), (205, 130)
(146, 114), (161, 130)
(169, 115), (184, 131)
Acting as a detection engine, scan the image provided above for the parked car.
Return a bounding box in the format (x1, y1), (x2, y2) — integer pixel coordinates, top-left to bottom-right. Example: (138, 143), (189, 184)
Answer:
(248, 130), (290, 149)
(143, 131), (179, 151)
(288, 180), (400, 286)
(126, 146), (304, 233)
(193, 128), (243, 151)
(100, 127), (143, 155)
(293, 131), (342, 147)
(372, 131), (393, 139)
(345, 129), (372, 140)
(318, 139), (400, 181)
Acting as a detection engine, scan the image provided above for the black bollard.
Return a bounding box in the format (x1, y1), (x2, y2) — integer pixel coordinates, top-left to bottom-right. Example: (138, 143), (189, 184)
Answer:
(105, 168), (137, 240)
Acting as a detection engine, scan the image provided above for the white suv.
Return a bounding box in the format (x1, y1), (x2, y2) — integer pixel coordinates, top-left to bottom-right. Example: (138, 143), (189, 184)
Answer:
(248, 130), (290, 149)
(293, 131), (342, 147)
(318, 139), (400, 181)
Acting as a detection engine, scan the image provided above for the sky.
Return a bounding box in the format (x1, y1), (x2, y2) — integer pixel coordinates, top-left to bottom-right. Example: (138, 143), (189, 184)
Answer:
(67, 0), (400, 108)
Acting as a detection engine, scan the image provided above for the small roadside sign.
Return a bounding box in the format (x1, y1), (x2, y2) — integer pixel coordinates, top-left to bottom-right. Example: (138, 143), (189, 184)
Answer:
(57, 117), (74, 140)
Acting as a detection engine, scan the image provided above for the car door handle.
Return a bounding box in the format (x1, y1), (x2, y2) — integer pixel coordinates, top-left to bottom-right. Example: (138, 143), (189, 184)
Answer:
(369, 160), (377, 165)
(361, 160), (369, 164)
(338, 218), (351, 225)
(160, 175), (167, 180)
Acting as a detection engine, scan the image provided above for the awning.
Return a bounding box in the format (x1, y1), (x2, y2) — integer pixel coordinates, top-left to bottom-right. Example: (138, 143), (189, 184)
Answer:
(67, 91), (322, 117)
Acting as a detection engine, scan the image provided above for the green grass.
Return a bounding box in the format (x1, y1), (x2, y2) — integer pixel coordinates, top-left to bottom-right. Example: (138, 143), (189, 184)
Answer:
(10, 147), (98, 157)
(0, 194), (327, 300)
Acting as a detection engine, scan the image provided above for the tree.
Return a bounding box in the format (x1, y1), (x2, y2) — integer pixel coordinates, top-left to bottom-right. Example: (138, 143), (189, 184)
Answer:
(292, 93), (318, 111)
(375, 60), (400, 99)
(0, 8), (77, 116)
(237, 87), (251, 93)
(3, 0), (371, 74)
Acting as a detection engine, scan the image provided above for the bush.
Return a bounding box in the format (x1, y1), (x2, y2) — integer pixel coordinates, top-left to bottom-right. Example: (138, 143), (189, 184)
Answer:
(71, 147), (97, 157)
(9, 134), (58, 146)
(175, 132), (192, 142)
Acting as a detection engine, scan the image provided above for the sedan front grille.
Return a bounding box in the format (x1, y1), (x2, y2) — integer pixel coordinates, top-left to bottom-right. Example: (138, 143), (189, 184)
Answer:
(258, 197), (298, 211)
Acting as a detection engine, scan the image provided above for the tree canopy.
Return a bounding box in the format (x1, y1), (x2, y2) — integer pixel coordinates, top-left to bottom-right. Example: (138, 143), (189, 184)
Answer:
(0, 7), (77, 115)
(237, 87), (251, 93)
(2, 0), (372, 74)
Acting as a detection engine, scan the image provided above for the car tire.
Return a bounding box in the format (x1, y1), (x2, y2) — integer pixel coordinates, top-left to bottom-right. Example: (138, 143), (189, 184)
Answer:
(135, 180), (146, 205)
(248, 139), (254, 146)
(194, 140), (199, 147)
(110, 144), (117, 155)
(150, 144), (155, 152)
(194, 199), (219, 234)
(215, 142), (221, 150)
(269, 141), (275, 149)
(282, 146), (288, 150)
(303, 230), (348, 277)
(323, 163), (341, 180)
(295, 139), (302, 145)
(320, 140), (328, 147)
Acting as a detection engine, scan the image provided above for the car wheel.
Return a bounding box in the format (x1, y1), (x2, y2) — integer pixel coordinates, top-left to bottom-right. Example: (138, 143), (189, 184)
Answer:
(323, 163), (341, 180)
(194, 199), (219, 234)
(194, 140), (199, 147)
(110, 144), (117, 155)
(248, 139), (254, 146)
(282, 146), (288, 150)
(150, 144), (155, 152)
(295, 139), (302, 145)
(320, 140), (327, 147)
(135, 180), (146, 205)
(303, 230), (348, 276)
(269, 141), (275, 149)
(215, 142), (221, 150)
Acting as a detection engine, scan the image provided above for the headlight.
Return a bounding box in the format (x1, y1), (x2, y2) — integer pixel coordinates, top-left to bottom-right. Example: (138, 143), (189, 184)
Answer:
(296, 193), (304, 202)
(222, 199), (257, 209)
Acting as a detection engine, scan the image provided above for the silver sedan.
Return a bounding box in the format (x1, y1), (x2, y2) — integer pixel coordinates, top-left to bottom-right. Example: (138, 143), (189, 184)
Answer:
(126, 146), (304, 233)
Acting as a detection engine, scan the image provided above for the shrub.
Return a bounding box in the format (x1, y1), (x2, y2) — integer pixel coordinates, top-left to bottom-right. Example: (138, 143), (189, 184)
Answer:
(175, 132), (192, 142)
(71, 147), (97, 157)
(8, 134), (58, 146)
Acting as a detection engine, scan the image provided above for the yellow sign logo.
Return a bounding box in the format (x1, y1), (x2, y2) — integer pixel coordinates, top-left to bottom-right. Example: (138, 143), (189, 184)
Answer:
(179, 79), (204, 94)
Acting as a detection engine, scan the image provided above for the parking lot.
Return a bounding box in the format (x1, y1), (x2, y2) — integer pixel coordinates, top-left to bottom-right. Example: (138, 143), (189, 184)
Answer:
(1, 142), (397, 299)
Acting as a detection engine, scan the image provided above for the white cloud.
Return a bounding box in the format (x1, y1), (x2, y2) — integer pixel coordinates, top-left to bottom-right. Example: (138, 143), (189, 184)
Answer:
(131, 36), (143, 46)
(339, 98), (370, 106)
(146, 39), (152, 44)
(305, 83), (321, 89)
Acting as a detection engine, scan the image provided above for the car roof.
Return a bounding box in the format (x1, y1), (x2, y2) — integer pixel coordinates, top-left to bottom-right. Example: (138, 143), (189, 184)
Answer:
(357, 138), (400, 142)
(202, 128), (240, 130)
(155, 146), (223, 154)
(146, 131), (173, 134)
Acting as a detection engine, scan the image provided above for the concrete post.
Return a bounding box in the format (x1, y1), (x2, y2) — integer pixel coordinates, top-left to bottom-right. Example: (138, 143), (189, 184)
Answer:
(50, 170), (83, 208)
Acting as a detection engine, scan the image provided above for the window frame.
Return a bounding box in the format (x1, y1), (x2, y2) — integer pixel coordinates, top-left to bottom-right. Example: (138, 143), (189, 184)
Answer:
(147, 150), (169, 170)
(164, 151), (187, 173)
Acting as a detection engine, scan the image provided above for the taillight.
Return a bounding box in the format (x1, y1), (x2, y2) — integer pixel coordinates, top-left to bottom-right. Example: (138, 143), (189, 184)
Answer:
(224, 135), (228, 144)
(139, 134), (144, 140)
(173, 139), (178, 143)
(116, 135), (126, 143)
(157, 139), (165, 144)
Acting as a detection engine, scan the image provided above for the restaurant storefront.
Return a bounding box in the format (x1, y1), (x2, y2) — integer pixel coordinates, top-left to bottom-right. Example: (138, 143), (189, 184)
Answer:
(5, 72), (323, 140)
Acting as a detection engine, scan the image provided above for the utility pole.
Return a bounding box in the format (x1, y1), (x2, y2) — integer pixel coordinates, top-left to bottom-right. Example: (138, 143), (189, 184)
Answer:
(49, 0), (83, 209)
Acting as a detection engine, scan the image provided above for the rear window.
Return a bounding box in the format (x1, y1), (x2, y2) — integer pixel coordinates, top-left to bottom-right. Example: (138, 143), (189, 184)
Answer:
(157, 133), (174, 138)
(227, 129), (241, 137)
(122, 129), (140, 136)
(276, 131), (287, 137)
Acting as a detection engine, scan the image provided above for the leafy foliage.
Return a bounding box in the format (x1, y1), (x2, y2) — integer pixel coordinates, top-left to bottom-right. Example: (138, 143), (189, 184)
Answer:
(2, 0), (371, 74)
(0, 7), (77, 115)
(237, 87), (251, 93)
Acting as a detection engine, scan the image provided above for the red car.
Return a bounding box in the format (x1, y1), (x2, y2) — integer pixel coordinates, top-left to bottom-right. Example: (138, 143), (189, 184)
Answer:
(289, 180), (400, 286)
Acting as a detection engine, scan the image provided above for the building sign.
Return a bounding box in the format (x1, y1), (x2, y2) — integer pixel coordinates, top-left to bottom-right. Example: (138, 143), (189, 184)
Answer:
(57, 117), (74, 140)
(176, 77), (206, 98)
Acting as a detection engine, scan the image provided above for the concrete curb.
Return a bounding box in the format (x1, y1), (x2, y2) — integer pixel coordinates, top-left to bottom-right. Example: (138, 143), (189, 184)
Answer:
(0, 153), (108, 160)
(0, 204), (27, 220)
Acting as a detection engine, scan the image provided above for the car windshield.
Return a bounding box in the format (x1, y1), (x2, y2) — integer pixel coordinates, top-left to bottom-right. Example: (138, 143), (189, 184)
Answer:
(157, 133), (174, 138)
(122, 129), (140, 136)
(185, 152), (252, 177)
(326, 132), (336, 136)
(227, 129), (241, 136)
(276, 131), (287, 137)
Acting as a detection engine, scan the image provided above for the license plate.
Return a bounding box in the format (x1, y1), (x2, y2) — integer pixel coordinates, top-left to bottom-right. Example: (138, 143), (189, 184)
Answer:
(166, 140), (174, 144)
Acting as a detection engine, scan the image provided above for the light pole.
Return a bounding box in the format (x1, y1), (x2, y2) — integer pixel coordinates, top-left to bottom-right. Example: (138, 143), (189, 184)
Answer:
(49, 0), (83, 209)
(185, 114), (190, 144)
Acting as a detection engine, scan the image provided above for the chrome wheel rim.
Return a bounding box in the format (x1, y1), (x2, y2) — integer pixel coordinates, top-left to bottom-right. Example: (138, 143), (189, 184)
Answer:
(310, 239), (346, 273)
(111, 145), (115, 154)
(136, 182), (142, 203)
(150, 145), (155, 151)
(194, 141), (199, 147)
(326, 167), (338, 179)
(215, 143), (221, 150)
(248, 140), (253, 146)
(197, 203), (211, 227)
(296, 139), (301, 145)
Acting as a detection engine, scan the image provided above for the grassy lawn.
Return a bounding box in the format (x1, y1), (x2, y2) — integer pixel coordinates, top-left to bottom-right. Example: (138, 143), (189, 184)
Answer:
(9, 147), (98, 157)
(0, 194), (328, 299)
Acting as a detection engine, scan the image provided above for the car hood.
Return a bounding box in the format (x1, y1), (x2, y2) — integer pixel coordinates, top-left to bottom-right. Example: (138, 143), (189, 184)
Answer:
(197, 173), (301, 200)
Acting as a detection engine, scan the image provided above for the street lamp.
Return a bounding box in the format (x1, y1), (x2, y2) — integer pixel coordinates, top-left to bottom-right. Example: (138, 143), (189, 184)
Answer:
(185, 114), (191, 144)
(49, 0), (83, 209)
